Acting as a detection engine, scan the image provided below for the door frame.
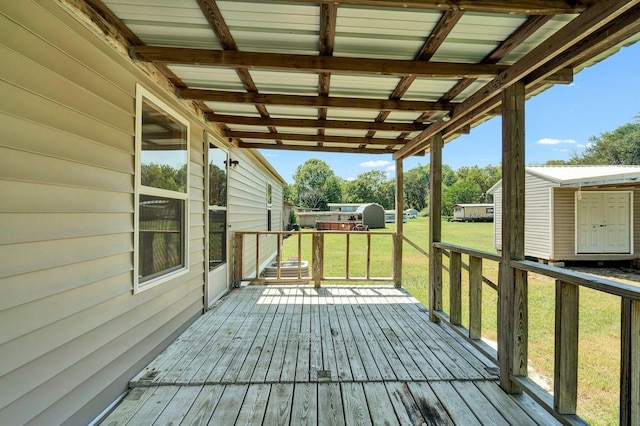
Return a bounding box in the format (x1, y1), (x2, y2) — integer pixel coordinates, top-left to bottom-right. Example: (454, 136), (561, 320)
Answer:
(204, 132), (229, 309)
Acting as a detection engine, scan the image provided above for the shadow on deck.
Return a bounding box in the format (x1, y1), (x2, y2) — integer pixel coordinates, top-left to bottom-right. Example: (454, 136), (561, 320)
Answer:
(102, 286), (558, 425)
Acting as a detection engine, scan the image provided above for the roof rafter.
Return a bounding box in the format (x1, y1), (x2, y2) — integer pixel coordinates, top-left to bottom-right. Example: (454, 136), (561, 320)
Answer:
(131, 47), (508, 78)
(395, 0), (640, 160)
(180, 88), (460, 112)
(237, 142), (398, 154)
(283, 0), (595, 14)
(224, 131), (407, 146)
(207, 114), (429, 132)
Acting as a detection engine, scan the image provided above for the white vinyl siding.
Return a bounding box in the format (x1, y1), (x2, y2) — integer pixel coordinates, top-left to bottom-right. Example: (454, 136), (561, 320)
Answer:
(227, 149), (284, 278)
(522, 173), (553, 259)
(0, 2), (205, 424)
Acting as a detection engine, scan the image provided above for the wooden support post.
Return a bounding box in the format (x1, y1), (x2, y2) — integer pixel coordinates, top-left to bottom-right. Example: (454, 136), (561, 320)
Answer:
(366, 233), (371, 280)
(312, 232), (324, 288)
(276, 233), (282, 279)
(233, 233), (243, 284)
(429, 133), (443, 323)
(346, 233), (351, 279)
(554, 280), (579, 414)
(255, 234), (260, 280)
(498, 80), (527, 393)
(620, 298), (640, 425)
(394, 158), (404, 287)
(469, 255), (483, 340)
(449, 251), (462, 325)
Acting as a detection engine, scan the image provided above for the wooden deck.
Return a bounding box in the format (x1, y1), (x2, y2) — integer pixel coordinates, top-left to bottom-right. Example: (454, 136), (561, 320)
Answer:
(102, 286), (559, 425)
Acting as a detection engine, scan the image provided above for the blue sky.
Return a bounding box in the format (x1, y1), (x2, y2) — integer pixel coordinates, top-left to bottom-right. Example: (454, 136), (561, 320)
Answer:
(261, 41), (640, 184)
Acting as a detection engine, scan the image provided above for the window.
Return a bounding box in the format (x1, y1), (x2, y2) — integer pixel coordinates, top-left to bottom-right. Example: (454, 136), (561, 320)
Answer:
(208, 143), (227, 270)
(135, 85), (189, 292)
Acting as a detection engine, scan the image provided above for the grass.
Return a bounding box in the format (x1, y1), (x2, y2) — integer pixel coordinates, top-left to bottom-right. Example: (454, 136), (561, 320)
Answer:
(282, 217), (623, 425)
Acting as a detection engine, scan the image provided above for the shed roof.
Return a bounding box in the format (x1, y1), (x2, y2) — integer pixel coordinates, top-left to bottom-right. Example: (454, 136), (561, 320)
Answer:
(81, 1), (640, 159)
(488, 165), (640, 193)
(526, 165), (640, 186)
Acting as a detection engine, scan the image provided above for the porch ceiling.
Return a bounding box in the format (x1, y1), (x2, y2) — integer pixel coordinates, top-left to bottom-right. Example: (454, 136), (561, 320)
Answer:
(85, 0), (640, 158)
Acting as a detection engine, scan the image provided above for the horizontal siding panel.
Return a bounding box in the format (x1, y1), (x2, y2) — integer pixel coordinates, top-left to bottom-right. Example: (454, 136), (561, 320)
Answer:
(0, 81), (133, 152)
(0, 272), (131, 344)
(0, 233), (132, 279)
(0, 147), (132, 193)
(0, 212), (132, 244)
(0, 253), (132, 311)
(0, 180), (133, 213)
(0, 113), (132, 173)
(0, 45), (133, 130)
(1, 0), (136, 95)
(0, 273), (203, 389)
(0, 285), (202, 424)
(32, 301), (201, 426)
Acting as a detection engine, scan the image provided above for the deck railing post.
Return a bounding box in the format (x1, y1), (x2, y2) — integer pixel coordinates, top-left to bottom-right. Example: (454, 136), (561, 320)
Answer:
(499, 81), (527, 393)
(233, 232), (243, 285)
(429, 133), (443, 323)
(469, 255), (483, 340)
(620, 297), (640, 425)
(312, 232), (324, 288)
(554, 280), (579, 414)
(449, 251), (462, 325)
(394, 158), (404, 288)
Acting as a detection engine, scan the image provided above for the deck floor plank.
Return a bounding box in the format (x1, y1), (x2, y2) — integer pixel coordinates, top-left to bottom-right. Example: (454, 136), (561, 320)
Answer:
(264, 292), (295, 383)
(178, 384), (225, 425)
(384, 381), (428, 426)
(407, 381), (456, 425)
(318, 382), (345, 426)
(281, 289), (304, 382)
(207, 384), (248, 425)
(362, 381), (403, 425)
(342, 382), (373, 426)
(151, 385), (202, 426)
(262, 383), (294, 425)
(107, 285), (562, 426)
(291, 382), (318, 424)
(295, 290), (313, 382)
(235, 383), (270, 425)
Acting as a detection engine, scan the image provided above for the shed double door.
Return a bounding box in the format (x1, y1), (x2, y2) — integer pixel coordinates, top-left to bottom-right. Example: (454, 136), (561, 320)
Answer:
(576, 191), (631, 254)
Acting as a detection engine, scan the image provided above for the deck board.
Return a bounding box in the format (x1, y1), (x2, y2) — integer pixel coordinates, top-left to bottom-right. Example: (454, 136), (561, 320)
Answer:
(107, 285), (562, 425)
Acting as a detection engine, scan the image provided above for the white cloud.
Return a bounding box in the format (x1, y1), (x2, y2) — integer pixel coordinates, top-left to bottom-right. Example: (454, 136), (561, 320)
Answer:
(360, 160), (392, 168)
(386, 165), (396, 172)
(536, 138), (577, 145)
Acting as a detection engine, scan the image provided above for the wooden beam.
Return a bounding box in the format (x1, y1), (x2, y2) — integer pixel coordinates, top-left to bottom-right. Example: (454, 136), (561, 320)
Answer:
(499, 81), (527, 394)
(207, 114), (428, 131)
(394, 0), (640, 160)
(394, 159), (403, 288)
(554, 280), (579, 415)
(131, 47), (508, 78)
(225, 130), (406, 145)
(282, 0), (595, 14)
(181, 88), (457, 112)
(237, 141), (396, 154)
(318, 3), (337, 128)
(620, 298), (640, 425)
(428, 133), (443, 323)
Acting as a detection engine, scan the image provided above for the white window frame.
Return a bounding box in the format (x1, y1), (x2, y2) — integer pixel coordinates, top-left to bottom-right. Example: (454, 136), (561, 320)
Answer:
(134, 84), (190, 293)
(206, 135), (229, 271)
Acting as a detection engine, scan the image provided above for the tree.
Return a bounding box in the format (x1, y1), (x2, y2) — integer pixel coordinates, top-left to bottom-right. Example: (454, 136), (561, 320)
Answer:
(404, 165), (429, 211)
(441, 180), (483, 216)
(568, 115), (640, 165)
(342, 170), (394, 208)
(292, 159), (342, 210)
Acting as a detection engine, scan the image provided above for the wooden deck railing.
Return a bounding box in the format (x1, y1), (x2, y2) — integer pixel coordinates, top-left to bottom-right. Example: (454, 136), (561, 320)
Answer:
(432, 241), (640, 425)
(233, 230), (400, 287)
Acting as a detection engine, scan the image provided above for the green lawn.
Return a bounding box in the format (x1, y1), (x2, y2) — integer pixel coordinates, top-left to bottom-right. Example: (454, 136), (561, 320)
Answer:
(282, 217), (622, 425)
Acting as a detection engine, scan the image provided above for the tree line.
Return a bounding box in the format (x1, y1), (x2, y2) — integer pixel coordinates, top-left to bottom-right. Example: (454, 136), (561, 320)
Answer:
(285, 115), (639, 215)
(284, 158), (501, 216)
